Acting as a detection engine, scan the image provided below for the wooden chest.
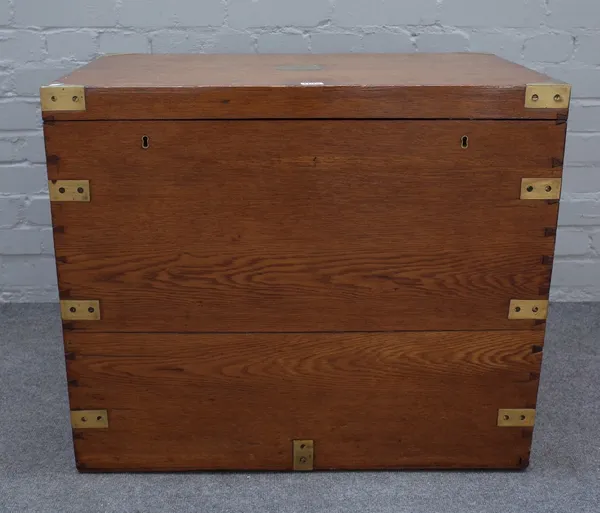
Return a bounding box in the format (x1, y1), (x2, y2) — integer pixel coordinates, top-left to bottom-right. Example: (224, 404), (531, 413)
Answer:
(41, 53), (570, 471)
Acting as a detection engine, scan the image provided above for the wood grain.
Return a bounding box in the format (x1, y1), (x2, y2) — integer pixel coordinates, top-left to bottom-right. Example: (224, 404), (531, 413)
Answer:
(43, 54), (568, 121)
(56, 54), (557, 88)
(42, 55), (566, 471)
(46, 120), (563, 332)
(65, 331), (543, 470)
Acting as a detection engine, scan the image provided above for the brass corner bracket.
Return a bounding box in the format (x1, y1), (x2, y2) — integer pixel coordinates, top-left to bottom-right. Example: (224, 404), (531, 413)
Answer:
(520, 178), (561, 200)
(525, 83), (571, 109)
(71, 410), (109, 429)
(60, 300), (101, 321)
(49, 180), (90, 202)
(40, 85), (86, 112)
(498, 409), (535, 427)
(508, 299), (549, 320)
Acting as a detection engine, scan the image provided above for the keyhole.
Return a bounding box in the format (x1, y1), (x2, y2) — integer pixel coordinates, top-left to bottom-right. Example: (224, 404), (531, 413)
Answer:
(461, 135), (469, 149)
(141, 135), (150, 149)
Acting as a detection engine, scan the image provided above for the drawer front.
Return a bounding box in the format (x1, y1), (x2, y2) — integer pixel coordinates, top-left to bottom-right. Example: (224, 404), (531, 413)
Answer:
(66, 331), (542, 470)
(46, 120), (564, 332)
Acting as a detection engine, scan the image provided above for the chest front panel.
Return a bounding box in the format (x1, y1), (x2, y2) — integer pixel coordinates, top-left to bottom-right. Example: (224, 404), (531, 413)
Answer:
(47, 119), (563, 333)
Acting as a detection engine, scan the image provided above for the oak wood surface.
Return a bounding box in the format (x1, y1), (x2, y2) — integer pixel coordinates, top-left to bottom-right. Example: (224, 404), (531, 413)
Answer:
(43, 53), (567, 120)
(66, 330), (543, 470)
(46, 120), (563, 333)
(41, 55), (568, 471)
(57, 54), (556, 88)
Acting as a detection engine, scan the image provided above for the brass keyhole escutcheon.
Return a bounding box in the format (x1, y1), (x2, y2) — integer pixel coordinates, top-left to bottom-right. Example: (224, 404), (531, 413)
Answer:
(141, 135), (150, 149)
(461, 135), (469, 149)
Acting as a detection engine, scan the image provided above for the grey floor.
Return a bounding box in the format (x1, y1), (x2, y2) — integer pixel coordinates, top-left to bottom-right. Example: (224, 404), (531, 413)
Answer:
(0, 303), (598, 513)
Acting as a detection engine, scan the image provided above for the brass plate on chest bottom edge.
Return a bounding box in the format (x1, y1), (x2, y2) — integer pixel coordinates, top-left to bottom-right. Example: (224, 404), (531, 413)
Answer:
(293, 440), (314, 471)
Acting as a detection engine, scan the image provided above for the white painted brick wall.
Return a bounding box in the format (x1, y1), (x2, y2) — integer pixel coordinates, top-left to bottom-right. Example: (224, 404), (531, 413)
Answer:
(151, 30), (208, 53)
(257, 33), (309, 53)
(362, 32), (414, 53)
(524, 34), (574, 62)
(416, 32), (470, 52)
(0, 0), (599, 302)
(229, 0), (330, 28)
(333, 0), (437, 27)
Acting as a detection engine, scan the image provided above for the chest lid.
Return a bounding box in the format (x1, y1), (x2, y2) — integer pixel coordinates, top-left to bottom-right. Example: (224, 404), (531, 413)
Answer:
(40, 53), (570, 121)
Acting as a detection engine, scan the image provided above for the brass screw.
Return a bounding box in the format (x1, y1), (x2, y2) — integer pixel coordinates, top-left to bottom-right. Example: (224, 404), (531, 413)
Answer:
(59, 187), (66, 194)
(503, 415), (510, 421)
(299, 457), (307, 464)
(88, 307), (95, 313)
(77, 187), (84, 193)
(545, 185), (552, 192)
(72, 96), (79, 102)
(532, 306), (539, 313)
(515, 306), (521, 312)
(531, 94), (539, 102)
(554, 94), (562, 102)
(527, 185), (534, 192)
(520, 415), (526, 420)
(51, 96), (57, 102)
(69, 307), (76, 313)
